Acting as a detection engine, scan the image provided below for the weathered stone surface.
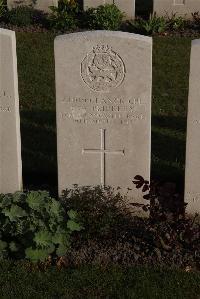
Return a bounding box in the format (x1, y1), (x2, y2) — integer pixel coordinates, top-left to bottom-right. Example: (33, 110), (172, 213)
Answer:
(154, 0), (200, 18)
(185, 39), (200, 215)
(84, 0), (135, 19)
(55, 31), (152, 208)
(7, 0), (58, 12)
(0, 29), (22, 193)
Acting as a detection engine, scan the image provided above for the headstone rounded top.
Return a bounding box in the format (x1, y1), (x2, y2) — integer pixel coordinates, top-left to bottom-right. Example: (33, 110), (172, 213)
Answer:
(0, 28), (15, 37)
(55, 31), (152, 44)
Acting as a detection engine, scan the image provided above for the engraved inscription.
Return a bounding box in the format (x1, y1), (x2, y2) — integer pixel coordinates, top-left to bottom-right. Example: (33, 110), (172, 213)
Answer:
(173, 0), (185, 5)
(81, 45), (125, 92)
(185, 191), (200, 202)
(60, 96), (146, 125)
(0, 106), (11, 112)
(82, 128), (125, 185)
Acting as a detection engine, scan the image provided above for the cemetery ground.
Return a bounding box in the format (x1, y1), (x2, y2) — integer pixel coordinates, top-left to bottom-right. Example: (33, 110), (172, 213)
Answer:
(18, 33), (190, 193)
(0, 32), (196, 297)
(0, 261), (200, 298)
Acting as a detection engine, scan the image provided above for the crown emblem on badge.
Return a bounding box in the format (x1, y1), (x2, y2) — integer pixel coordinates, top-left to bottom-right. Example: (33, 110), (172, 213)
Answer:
(92, 45), (112, 54)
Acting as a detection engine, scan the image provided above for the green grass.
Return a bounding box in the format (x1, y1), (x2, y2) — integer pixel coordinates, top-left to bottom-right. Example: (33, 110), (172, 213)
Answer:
(16, 33), (192, 192)
(0, 261), (199, 298)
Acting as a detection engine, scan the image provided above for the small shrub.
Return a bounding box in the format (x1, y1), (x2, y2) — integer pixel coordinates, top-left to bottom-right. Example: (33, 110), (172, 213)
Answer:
(0, 191), (82, 262)
(49, 0), (79, 31)
(0, 0), (6, 20)
(129, 13), (167, 35)
(83, 4), (123, 30)
(6, 6), (36, 26)
(167, 13), (187, 31)
(61, 185), (129, 239)
(192, 11), (200, 28)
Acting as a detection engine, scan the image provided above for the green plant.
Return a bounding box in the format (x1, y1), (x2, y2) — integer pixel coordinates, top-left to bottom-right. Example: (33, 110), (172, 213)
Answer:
(49, 0), (79, 31)
(129, 13), (167, 35)
(192, 11), (200, 28)
(84, 4), (123, 30)
(61, 185), (129, 239)
(0, 191), (82, 262)
(0, 0), (6, 20)
(167, 13), (186, 31)
(6, 6), (36, 26)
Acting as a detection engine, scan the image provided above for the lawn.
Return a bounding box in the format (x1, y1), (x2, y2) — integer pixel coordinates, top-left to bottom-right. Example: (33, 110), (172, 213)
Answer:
(16, 33), (192, 193)
(0, 261), (199, 298)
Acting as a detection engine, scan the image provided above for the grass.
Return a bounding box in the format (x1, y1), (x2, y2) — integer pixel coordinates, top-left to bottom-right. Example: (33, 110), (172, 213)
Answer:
(15, 33), (192, 192)
(0, 261), (199, 298)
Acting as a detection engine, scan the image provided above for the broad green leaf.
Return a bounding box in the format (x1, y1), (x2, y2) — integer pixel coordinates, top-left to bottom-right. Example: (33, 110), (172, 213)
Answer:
(27, 191), (46, 211)
(3, 205), (27, 221)
(56, 245), (67, 257)
(34, 231), (53, 247)
(67, 220), (82, 232)
(52, 232), (70, 247)
(25, 247), (49, 262)
(67, 209), (78, 220)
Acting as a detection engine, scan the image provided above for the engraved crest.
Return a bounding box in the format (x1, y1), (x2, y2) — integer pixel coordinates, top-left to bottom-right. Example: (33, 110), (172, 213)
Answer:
(81, 45), (125, 92)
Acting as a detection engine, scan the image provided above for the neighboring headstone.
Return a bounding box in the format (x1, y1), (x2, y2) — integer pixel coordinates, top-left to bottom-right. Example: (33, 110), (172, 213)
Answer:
(55, 31), (152, 209)
(185, 39), (200, 215)
(154, 0), (200, 18)
(0, 29), (22, 193)
(7, 0), (58, 12)
(84, 0), (135, 19)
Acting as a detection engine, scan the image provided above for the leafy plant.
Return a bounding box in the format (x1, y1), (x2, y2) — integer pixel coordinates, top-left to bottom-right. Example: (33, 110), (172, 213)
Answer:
(167, 13), (186, 31)
(83, 4), (123, 30)
(0, 0), (6, 20)
(6, 6), (36, 26)
(0, 191), (82, 262)
(192, 11), (200, 28)
(61, 185), (129, 239)
(129, 13), (167, 35)
(132, 175), (185, 219)
(49, 0), (79, 31)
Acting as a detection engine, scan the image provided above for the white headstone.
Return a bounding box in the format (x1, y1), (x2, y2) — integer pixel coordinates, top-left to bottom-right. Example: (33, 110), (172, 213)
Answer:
(7, 0), (58, 12)
(0, 29), (22, 193)
(154, 0), (200, 18)
(185, 39), (200, 215)
(55, 31), (152, 209)
(84, 0), (135, 19)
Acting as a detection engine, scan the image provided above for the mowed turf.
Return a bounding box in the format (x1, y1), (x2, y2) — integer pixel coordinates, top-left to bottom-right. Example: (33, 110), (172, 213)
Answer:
(16, 33), (192, 192)
(0, 261), (199, 298)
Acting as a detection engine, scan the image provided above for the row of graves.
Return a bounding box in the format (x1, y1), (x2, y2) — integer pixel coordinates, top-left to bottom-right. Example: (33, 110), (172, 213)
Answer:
(6, 0), (200, 19)
(0, 27), (199, 216)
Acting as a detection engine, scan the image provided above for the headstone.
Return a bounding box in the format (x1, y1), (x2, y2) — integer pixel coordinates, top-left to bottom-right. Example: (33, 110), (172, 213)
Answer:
(185, 39), (200, 215)
(55, 31), (152, 209)
(0, 29), (22, 193)
(154, 0), (200, 18)
(84, 0), (135, 19)
(7, 0), (58, 12)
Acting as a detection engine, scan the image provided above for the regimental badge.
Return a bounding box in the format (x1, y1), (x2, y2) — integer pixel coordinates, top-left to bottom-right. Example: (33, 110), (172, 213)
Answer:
(81, 45), (125, 92)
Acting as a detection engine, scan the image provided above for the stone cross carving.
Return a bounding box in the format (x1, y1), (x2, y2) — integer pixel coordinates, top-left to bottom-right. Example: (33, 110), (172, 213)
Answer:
(82, 129), (125, 186)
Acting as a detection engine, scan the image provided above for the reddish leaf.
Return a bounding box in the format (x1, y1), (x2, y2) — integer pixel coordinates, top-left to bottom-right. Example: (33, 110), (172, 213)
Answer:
(142, 184), (149, 192)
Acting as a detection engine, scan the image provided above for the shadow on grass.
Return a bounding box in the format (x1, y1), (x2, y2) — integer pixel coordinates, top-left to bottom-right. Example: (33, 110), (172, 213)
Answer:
(20, 110), (58, 196)
(151, 115), (186, 189)
(20, 112), (186, 193)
